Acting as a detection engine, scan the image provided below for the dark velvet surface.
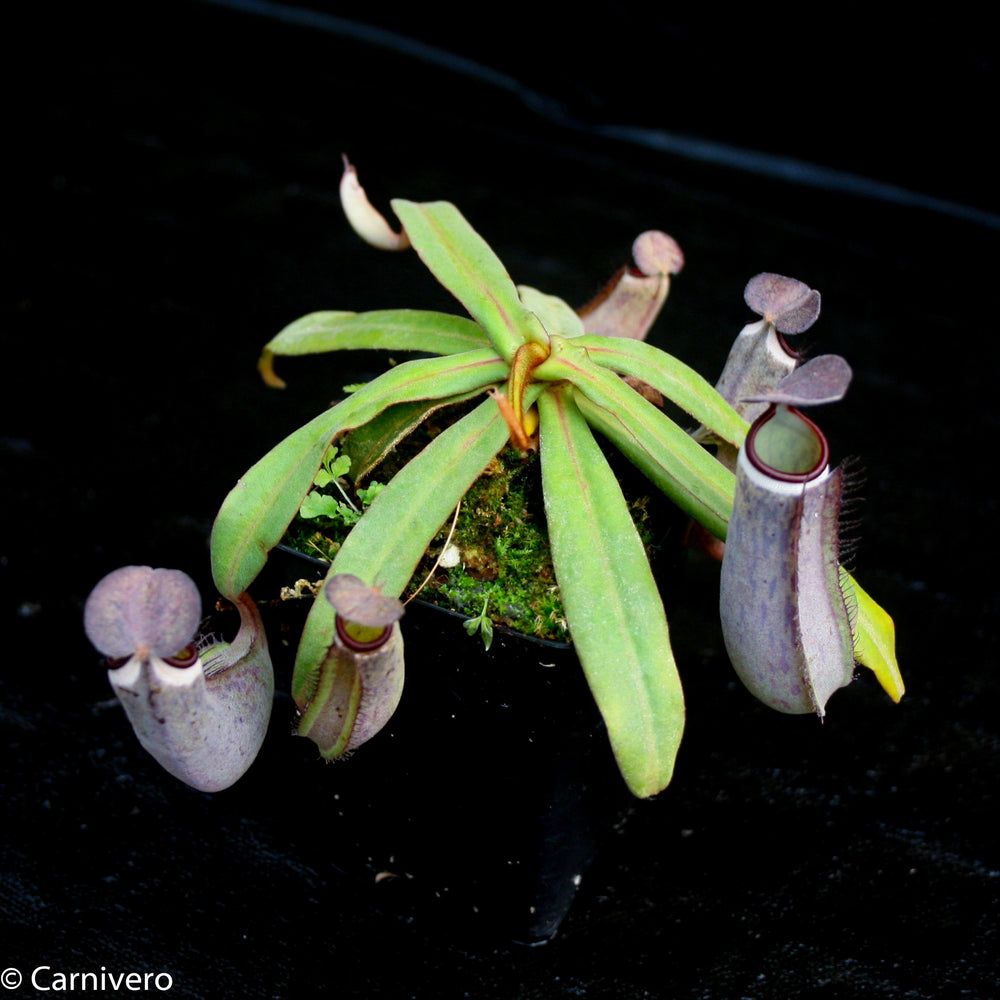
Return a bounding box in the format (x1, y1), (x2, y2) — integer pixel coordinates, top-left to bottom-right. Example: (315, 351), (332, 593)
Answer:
(5, 3), (998, 997)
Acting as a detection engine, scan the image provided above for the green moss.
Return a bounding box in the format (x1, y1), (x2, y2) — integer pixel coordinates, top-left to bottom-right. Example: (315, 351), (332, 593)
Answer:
(416, 446), (570, 641)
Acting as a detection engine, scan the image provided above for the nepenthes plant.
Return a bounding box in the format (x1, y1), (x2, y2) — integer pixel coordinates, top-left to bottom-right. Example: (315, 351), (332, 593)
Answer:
(84, 158), (903, 799)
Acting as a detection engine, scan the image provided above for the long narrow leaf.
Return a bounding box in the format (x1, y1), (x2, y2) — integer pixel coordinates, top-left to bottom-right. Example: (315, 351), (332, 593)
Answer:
(391, 199), (548, 360)
(259, 310), (489, 386)
(574, 334), (749, 447)
(211, 350), (507, 599)
(292, 391), (533, 703)
(537, 339), (735, 539)
(538, 384), (684, 798)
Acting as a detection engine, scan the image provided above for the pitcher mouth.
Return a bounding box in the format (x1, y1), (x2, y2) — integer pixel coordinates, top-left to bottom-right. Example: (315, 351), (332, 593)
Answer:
(745, 403), (830, 484)
(336, 614), (392, 653)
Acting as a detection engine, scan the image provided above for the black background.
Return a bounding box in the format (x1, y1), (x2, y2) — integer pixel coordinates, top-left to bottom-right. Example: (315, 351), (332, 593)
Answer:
(4, 2), (998, 997)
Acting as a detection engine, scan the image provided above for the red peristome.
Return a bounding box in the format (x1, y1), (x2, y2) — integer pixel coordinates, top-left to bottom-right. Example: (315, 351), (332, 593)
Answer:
(745, 404), (830, 484)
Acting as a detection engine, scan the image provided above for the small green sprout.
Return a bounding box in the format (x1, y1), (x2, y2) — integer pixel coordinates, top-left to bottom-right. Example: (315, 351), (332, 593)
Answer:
(463, 597), (495, 651)
(313, 444), (352, 490)
(298, 446), (384, 525)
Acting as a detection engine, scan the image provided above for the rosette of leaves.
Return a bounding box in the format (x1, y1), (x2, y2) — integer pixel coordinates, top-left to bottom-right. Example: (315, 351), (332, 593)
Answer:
(210, 162), (902, 798)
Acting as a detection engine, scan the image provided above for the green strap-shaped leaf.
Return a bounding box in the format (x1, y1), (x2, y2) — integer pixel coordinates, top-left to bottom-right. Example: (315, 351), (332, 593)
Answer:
(211, 350), (507, 599)
(292, 391), (533, 706)
(538, 384), (684, 798)
(391, 199), (548, 361)
(262, 309), (489, 360)
(537, 338), (735, 539)
(573, 334), (749, 448)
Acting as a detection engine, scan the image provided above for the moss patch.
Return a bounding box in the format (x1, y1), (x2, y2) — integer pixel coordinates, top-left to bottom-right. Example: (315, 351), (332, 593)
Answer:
(415, 445), (569, 641)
